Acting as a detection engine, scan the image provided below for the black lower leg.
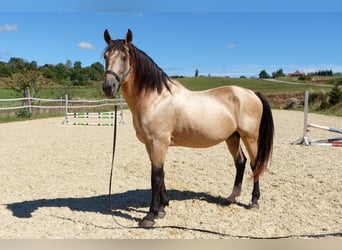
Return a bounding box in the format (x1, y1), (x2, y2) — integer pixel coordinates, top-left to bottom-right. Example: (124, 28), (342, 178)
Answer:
(249, 164), (260, 208)
(154, 176), (169, 219)
(233, 152), (247, 188)
(251, 180), (260, 204)
(139, 164), (165, 228)
(150, 165), (164, 215)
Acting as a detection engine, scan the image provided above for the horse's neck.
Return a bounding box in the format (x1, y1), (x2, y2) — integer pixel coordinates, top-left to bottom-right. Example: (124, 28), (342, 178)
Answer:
(122, 78), (182, 115)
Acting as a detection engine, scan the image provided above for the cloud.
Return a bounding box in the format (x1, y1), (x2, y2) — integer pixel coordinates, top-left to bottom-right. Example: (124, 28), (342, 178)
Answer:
(77, 42), (95, 50)
(0, 24), (19, 32)
(227, 43), (237, 49)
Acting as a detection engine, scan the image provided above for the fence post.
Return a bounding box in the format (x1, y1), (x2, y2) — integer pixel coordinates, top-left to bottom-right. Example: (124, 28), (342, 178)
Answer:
(62, 94), (69, 124)
(25, 88), (32, 117)
(119, 95), (125, 125)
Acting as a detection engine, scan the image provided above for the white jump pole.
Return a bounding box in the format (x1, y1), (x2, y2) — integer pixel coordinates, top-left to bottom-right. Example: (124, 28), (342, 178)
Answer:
(292, 90), (315, 145)
(292, 90), (342, 147)
(63, 95), (126, 126)
(308, 123), (342, 134)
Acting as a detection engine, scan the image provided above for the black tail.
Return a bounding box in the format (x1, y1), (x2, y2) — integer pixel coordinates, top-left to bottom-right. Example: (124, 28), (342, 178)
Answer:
(253, 92), (274, 180)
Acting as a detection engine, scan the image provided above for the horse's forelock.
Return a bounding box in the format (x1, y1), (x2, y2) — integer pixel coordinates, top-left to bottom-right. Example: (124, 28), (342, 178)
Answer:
(104, 39), (126, 55)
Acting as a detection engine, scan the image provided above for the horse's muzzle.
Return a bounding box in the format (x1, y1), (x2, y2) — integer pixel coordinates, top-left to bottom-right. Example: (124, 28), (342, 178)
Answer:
(103, 77), (120, 98)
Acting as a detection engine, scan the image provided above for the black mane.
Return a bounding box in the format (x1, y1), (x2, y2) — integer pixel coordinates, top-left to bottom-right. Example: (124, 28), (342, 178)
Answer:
(105, 40), (172, 95)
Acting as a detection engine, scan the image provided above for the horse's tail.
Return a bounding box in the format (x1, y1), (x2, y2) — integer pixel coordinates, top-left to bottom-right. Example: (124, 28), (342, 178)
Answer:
(253, 92), (274, 180)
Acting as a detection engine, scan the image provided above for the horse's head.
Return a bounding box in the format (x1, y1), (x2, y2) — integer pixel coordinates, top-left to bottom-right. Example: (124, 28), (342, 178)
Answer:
(103, 29), (132, 98)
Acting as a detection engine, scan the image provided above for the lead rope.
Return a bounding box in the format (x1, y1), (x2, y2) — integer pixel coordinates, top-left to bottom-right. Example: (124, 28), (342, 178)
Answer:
(108, 104), (117, 208)
(108, 104), (138, 229)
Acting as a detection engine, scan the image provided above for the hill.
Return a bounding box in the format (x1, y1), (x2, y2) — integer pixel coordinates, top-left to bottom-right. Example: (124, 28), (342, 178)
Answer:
(1, 72), (341, 117)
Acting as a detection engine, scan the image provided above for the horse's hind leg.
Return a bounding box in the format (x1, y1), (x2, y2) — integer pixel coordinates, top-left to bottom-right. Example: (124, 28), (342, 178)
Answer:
(225, 132), (247, 205)
(241, 136), (260, 209)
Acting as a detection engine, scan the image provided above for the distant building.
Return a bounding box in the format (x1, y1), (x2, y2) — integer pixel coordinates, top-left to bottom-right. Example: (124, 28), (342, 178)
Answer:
(287, 70), (305, 77)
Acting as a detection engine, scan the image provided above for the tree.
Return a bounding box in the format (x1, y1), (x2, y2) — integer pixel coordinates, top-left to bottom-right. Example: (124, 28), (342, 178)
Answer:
(65, 60), (72, 69)
(89, 62), (104, 81)
(272, 68), (285, 78)
(194, 69), (199, 77)
(259, 70), (270, 79)
(73, 61), (82, 70)
(0, 62), (12, 77)
(29, 61), (38, 70)
(8, 57), (27, 72)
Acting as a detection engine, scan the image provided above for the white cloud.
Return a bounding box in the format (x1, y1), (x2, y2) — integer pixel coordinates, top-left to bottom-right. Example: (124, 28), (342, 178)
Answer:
(0, 24), (19, 32)
(77, 42), (95, 50)
(227, 43), (237, 49)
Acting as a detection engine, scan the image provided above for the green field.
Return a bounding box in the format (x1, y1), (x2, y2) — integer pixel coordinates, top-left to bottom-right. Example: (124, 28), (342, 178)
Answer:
(177, 77), (331, 94)
(0, 77), (333, 99)
(0, 76), (341, 123)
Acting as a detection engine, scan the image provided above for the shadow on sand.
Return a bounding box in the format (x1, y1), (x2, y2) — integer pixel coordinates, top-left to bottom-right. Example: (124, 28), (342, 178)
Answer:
(6, 189), (231, 221)
(6, 189), (341, 239)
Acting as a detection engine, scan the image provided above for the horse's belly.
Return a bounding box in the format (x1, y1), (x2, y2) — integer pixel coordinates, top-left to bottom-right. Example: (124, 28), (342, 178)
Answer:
(170, 105), (236, 147)
(171, 122), (234, 148)
(171, 136), (224, 148)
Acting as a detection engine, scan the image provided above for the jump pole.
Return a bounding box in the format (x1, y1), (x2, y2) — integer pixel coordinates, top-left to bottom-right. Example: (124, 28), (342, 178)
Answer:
(292, 90), (342, 147)
(308, 123), (342, 134)
(307, 123), (342, 147)
(292, 90), (315, 146)
(62, 95), (125, 126)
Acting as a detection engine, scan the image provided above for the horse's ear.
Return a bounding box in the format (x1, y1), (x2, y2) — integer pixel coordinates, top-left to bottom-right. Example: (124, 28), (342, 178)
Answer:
(104, 29), (112, 45)
(125, 29), (133, 45)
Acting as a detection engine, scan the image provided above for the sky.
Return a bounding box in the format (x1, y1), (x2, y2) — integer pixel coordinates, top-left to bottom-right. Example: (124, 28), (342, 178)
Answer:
(1, 0), (342, 77)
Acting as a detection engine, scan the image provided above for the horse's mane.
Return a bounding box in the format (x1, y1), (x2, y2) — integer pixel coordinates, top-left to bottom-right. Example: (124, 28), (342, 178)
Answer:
(106, 39), (172, 95)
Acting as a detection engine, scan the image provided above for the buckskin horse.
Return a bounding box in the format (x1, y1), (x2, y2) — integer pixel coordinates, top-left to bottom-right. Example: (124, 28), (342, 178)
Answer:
(102, 29), (274, 228)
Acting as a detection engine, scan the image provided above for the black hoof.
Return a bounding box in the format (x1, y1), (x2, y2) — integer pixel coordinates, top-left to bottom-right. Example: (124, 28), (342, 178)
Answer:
(247, 202), (259, 210)
(155, 207), (166, 219)
(138, 213), (155, 228)
(224, 199), (236, 206)
(139, 219), (155, 228)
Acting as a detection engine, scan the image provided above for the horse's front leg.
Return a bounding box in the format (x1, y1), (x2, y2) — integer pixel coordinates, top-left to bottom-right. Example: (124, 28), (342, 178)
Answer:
(139, 141), (169, 228)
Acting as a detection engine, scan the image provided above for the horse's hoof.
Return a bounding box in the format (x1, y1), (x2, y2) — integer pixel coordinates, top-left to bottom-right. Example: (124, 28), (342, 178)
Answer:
(138, 219), (155, 228)
(247, 202), (259, 210)
(155, 207), (166, 219)
(224, 198), (236, 206)
(138, 213), (155, 228)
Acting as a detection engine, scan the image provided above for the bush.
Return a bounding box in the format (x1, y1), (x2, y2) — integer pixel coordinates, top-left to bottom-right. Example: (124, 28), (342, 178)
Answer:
(298, 75), (312, 81)
(16, 108), (31, 118)
(328, 84), (342, 106)
(319, 101), (329, 110)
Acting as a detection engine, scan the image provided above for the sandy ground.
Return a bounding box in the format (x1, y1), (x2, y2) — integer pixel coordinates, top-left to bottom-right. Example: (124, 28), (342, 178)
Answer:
(0, 109), (341, 239)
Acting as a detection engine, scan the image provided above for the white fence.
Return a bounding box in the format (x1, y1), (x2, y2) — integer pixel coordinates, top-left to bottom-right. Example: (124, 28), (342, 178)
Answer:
(0, 94), (126, 118)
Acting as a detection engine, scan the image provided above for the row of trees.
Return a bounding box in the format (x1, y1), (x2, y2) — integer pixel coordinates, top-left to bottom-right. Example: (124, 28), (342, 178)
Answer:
(307, 70), (334, 77)
(258, 69), (285, 79)
(259, 68), (336, 79)
(0, 57), (104, 85)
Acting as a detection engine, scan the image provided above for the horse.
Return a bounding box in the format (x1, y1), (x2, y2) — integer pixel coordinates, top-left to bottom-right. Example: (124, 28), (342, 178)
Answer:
(102, 29), (274, 228)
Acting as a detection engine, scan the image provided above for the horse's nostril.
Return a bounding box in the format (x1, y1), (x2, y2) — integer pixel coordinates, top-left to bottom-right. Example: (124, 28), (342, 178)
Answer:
(103, 84), (112, 94)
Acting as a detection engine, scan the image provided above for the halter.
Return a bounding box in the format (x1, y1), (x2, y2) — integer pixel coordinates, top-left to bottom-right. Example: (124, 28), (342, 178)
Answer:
(105, 68), (131, 83)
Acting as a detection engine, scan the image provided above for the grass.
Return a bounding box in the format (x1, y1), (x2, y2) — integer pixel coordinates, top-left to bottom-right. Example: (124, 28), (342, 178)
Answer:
(1, 76), (340, 123)
(177, 77), (331, 94)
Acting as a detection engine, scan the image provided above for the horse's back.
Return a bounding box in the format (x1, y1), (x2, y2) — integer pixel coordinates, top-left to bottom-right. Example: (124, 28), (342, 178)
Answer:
(169, 85), (262, 147)
(205, 85), (263, 137)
